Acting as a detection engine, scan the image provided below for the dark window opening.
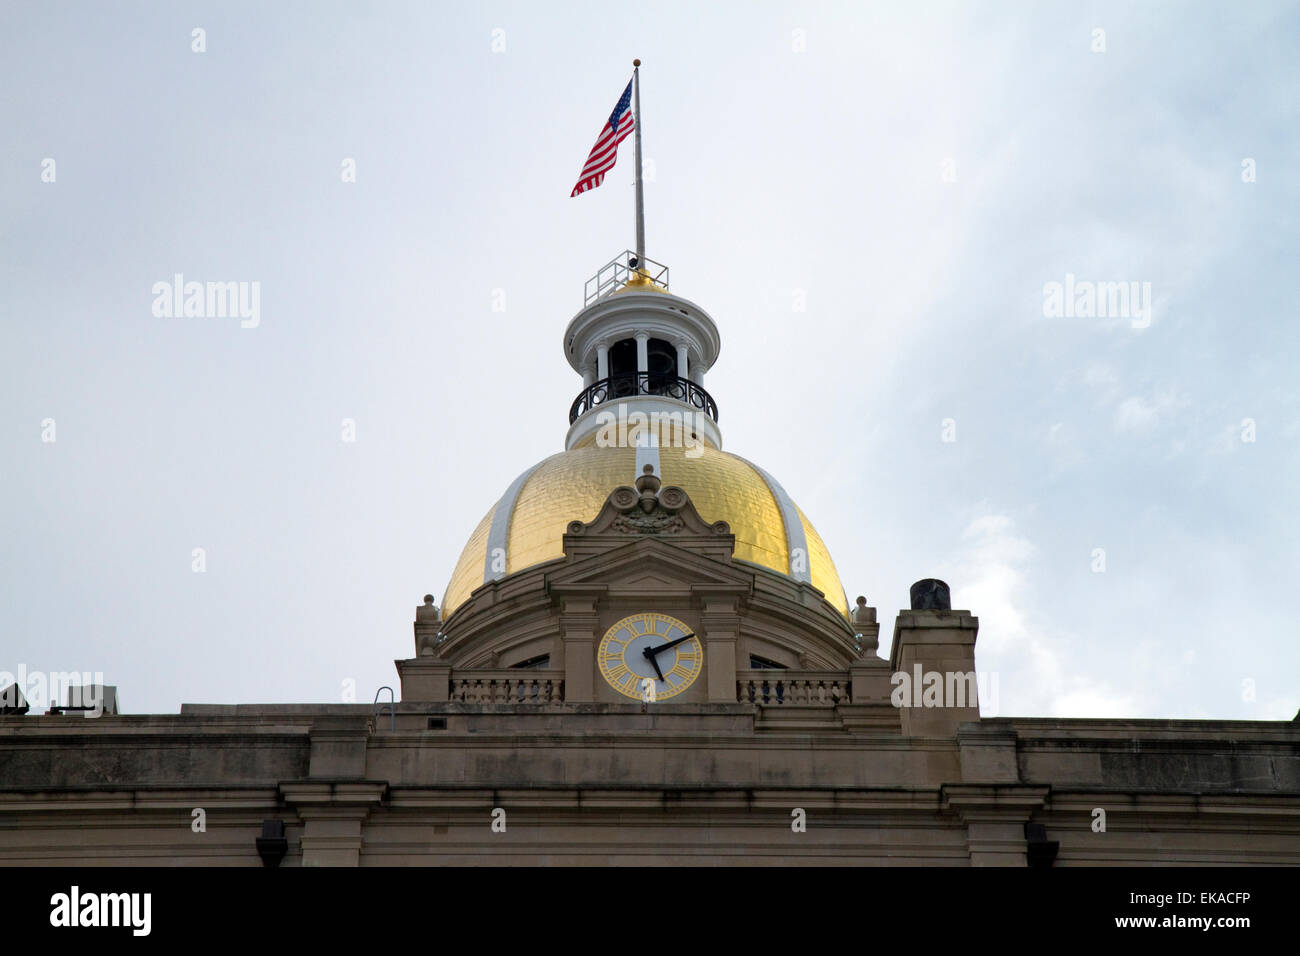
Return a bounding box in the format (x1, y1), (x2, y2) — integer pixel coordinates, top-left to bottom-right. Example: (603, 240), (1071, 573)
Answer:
(646, 338), (678, 380)
(609, 339), (638, 398)
(749, 655), (788, 670)
(511, 654), (550, 670)
(609, 339), (637, 377)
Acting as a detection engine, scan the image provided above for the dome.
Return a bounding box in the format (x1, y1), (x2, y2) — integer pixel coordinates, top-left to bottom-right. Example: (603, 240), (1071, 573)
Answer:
(442, 442), (849, 619)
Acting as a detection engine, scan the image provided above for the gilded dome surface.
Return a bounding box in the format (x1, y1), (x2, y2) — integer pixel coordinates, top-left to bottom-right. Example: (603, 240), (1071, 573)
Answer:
(443, 442), (849, 619)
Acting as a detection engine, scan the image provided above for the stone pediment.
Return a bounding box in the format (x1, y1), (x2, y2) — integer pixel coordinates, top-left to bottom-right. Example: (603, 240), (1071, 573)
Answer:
(549, 469), (747, 600)
(548, 536), (751, 601)
(557, 468), (738, 569)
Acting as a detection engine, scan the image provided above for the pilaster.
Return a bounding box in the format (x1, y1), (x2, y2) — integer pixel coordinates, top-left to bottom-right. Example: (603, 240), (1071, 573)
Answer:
(560, 596), (599, 702)
(280, 782), (386, 867)
(700, 597), (740, 703)
(942, 785), (1049, 867)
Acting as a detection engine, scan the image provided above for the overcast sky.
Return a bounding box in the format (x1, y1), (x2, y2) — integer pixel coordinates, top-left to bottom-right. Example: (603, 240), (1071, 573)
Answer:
(2, 1), (1297, 719)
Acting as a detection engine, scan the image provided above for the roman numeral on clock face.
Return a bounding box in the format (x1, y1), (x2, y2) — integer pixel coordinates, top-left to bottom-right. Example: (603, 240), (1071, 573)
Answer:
(606, 663), (630, 682)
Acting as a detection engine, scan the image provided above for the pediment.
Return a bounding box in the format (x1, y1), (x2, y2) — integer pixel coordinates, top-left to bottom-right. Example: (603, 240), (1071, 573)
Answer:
(548, 535), (752, 598)
(558, 471), (738, 569)
(545, 473), (749, 600)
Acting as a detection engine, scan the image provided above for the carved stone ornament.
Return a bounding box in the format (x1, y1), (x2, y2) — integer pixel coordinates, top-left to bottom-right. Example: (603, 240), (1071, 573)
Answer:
(612, 508), (686, 535)
(567, 466), (731, 540)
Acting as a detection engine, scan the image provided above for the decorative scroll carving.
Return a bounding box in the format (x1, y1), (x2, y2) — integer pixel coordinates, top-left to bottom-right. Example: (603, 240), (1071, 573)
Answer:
(612, 509), (686, 535)
(570, 465), (731, 540)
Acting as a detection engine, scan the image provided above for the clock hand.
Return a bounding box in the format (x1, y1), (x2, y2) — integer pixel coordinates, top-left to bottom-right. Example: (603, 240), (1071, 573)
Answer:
(647, 633), (696, 656)
(639, 643), (668, 681)
(647, 654), (665, 682)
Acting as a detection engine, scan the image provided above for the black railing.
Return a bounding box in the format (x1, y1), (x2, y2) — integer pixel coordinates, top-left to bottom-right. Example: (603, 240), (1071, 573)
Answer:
(569, 373), (719, 425)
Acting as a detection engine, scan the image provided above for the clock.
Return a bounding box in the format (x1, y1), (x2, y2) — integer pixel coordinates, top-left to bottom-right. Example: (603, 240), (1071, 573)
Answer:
(597, 612), (703, 702)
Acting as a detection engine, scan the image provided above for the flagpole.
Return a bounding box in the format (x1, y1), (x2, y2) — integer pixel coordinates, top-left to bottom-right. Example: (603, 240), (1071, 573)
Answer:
(632, 58), (645, 268)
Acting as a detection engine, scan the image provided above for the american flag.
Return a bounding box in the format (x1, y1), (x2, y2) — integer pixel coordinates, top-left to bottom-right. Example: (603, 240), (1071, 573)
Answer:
(570, 79), (635, 197)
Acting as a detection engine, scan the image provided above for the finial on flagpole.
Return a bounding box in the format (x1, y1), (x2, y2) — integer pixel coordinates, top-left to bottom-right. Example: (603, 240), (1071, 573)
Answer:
(633, 58), (640, 67)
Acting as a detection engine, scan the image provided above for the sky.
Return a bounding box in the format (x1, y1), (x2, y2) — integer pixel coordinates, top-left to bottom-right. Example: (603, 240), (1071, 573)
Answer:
(1, 1), (1297, 720)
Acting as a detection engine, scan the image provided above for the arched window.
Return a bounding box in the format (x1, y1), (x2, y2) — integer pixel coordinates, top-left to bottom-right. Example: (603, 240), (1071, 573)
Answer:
(646, 338), (678, 385)
(609, 338), (638, 396)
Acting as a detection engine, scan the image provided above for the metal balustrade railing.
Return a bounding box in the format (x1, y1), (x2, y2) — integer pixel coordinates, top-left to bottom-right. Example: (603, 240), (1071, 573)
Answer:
(569, 372), (718, 425)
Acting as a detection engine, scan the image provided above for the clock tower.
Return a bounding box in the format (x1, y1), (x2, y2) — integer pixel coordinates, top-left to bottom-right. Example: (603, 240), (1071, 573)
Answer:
(407, 250), (872, 710)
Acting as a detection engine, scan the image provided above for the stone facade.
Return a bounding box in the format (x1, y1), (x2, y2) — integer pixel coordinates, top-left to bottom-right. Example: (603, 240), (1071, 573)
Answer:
(3, 481), (1298, 866)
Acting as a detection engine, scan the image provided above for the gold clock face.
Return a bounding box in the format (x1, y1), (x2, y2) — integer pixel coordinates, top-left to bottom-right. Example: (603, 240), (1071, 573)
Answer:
(598, 612), (703, 702)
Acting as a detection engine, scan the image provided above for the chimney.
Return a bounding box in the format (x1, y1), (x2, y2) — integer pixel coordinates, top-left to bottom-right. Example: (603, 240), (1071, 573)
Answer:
(890, 579), (980, 736)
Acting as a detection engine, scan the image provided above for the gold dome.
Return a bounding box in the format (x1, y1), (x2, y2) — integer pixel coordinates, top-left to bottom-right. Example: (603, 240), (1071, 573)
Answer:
(443, 442), (849, 619)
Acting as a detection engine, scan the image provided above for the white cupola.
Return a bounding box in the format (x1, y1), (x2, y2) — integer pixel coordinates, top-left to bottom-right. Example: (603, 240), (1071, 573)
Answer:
(563, 252), (723, 451)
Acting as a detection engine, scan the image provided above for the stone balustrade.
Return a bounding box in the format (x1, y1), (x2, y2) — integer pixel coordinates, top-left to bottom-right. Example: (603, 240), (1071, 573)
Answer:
(736, 670), (851, 706)
(449, 670), (566, 705)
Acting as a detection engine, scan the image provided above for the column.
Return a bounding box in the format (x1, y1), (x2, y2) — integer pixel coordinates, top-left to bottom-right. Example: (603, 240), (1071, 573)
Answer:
(582, 363), (596, 387)
(675, 341), (689, 381)
(596, 342), (609, 380)
(635, 332), (649, 374)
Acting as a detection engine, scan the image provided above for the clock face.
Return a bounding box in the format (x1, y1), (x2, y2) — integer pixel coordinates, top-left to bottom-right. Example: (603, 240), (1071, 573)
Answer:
(598, 612), (703, 702)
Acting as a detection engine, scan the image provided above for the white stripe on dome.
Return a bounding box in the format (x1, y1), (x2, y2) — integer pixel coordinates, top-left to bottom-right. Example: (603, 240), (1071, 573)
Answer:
(483, 456), (558, 584)
(730, 455), (812, 584)
(634, 430), (660, 480)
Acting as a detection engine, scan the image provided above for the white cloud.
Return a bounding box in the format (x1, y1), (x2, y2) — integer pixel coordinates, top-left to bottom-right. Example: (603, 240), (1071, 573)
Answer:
(947, 512), (1137, 718)
(1113, 388), (1189, 433)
